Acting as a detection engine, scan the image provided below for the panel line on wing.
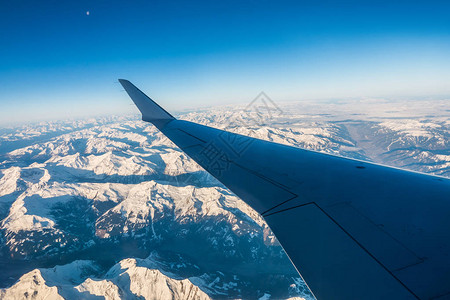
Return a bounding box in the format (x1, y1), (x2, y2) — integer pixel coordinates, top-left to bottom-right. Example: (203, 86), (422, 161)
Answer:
(393, 259), (426, 273)
(177, 128), (207, 143)
(261, 195), (301, 216)
(233, 162), (298, 193)
(263, 202), (314, 217)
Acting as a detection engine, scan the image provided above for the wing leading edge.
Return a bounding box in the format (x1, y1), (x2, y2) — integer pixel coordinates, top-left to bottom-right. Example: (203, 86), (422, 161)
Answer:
(119, 79), (450, 300)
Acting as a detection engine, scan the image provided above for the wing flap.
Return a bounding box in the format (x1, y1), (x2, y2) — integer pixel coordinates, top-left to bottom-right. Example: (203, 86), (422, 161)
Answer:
(325, 202), (423, 272)
(265, 204), (417, 299)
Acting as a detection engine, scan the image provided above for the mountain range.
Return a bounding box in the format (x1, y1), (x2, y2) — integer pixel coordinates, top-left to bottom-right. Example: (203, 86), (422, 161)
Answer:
(0, 98), (448, 299)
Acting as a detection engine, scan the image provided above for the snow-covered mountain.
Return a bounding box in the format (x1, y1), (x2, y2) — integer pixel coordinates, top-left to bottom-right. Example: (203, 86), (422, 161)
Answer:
(0, 98), (448, 299)
(1, 257), (211, 300)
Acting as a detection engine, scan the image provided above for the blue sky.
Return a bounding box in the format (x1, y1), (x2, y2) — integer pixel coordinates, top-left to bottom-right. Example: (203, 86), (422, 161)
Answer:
(1, 0), (449, 125)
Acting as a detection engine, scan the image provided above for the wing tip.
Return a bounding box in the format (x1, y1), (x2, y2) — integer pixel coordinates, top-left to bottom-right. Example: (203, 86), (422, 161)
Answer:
(118, 79), (175, 127)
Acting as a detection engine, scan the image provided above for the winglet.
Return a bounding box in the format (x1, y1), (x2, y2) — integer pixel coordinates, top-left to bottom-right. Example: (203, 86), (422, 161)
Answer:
(119, 79), (175, 128)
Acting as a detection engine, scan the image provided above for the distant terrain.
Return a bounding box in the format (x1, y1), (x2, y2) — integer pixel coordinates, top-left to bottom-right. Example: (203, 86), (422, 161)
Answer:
(0, 98), (448, 299)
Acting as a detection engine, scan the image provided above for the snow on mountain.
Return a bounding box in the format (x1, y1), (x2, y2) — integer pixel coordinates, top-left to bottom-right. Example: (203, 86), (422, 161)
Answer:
(1, 258), (210, 300)
(103, 258), (210, 300)
(345, 118), (449, 176)
(45, 151), (159, 177)
(0, 167), (23, 198)
(160, 151), (204, 175)
(0, 269), (63, 300)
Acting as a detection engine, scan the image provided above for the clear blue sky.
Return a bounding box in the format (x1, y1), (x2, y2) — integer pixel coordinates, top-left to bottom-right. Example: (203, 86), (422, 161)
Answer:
(1, 0), (449, 125)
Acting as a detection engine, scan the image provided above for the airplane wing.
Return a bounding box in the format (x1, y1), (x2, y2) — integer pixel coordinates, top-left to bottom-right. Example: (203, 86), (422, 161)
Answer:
(119, 79), (450, 300)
